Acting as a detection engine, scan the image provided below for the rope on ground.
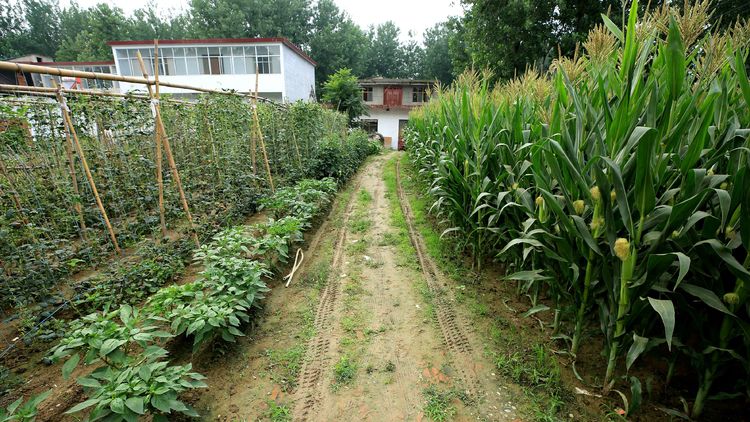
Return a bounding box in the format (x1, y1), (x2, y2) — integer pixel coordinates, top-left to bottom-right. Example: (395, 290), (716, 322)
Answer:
(284, 248), (304, 287)
(0, 300), (69, 360)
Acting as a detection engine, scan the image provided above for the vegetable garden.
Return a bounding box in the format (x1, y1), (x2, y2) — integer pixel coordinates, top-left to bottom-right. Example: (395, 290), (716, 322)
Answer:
(0, 67), (378, 420)
(406, 1), (750, 418)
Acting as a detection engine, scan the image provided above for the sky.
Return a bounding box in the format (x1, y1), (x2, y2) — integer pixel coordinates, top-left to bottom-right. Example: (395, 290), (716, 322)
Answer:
(55, 0), (464, 43)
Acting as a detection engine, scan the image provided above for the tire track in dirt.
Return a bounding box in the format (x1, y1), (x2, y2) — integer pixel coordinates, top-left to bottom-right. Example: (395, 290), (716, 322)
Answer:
(395, 159), (483, 399)
(292, 174), (362, 421)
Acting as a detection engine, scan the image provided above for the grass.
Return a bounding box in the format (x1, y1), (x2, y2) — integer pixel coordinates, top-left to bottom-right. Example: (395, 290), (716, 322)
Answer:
(332, 354), (357, 390)
(265, 345), (305, 392)
(348, 216), (372, 233)
(266, 400), (292, 422)
(389, 154), (576, 420)
(422, 385), (457, 422)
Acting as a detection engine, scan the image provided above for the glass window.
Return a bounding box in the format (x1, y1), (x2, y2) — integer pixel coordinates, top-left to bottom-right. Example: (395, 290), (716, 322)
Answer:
(244, 46), (256, 56)
(362, 86), (373, 102)
(233, 57), (246, 74)
(257, 56), (270, 74)
(163, 58), (176, 75)
(232, 46), (244, 56)
(200, 56), (211, 74)
(220, 46), (231, 56)
(175, 57), (187, 75)
(221, 56), (232, 74)
(173, 47), (185, 58)
(270, 56), (280, 73)
(412, 86), (428, 102)
(244, 57), (256, 74)
(186, 57), (200, 75)
(186, 47), (199, 57)
(268, 45), (280, 55)
(256, 46), (269, 55)
(116, 49), (128, 59)
(129, 58), (142, 76)
(208, 47), (220, 55)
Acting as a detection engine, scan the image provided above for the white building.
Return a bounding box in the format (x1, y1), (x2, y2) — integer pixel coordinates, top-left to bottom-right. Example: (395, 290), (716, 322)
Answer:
(32, 61), (119, 91)
(358, 78), (435, 149)
(108, 37), (316, 102)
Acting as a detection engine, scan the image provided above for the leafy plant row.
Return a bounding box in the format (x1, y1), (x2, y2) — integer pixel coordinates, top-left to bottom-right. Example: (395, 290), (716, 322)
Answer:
(41, 177), (343, 421)
(0, 95), (360, 310)
(406, 1), (749, 418)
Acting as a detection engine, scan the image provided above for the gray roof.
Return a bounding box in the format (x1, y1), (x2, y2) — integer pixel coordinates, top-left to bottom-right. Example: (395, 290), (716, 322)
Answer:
(359, 77), (436, 86)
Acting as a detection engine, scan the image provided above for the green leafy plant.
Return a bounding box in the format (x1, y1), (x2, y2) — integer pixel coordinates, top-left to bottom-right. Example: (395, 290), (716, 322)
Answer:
(0, 391), (51, 422)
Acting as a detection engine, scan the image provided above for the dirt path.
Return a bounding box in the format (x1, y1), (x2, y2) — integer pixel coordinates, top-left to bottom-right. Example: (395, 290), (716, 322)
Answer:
(196, 153), (523, 421)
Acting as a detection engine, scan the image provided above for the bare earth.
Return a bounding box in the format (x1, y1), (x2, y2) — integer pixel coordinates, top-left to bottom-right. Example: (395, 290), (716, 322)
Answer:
(194, 153), (525, 421)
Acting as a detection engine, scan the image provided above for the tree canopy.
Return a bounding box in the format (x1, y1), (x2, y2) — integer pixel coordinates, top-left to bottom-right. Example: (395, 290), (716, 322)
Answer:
(1, 0), (747, 89)
(321, 68), (367, 125)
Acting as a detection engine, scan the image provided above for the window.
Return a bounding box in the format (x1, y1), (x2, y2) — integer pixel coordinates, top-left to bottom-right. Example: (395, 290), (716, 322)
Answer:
(412, 86), (428, 103)
(112, 44), (283, 77)
(361, 119), (378, 133)
(362, 86), (373, 102)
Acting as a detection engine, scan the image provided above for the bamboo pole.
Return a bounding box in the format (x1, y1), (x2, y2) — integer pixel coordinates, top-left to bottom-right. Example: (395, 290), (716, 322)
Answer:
(0, 62), (280, 106)
(290, 126), (302, 167)
(152, 44), (167, 238)
(0, 83), (195, 104)
(136, 48), (199, 247)
(52, 82), (120, 254)
(0, 156), (29, 225)
(251, 65), (274, 192)
(60, 106), (87, 238)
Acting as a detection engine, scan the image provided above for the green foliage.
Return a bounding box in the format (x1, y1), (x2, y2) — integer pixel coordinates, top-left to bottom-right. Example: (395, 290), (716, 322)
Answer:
(408, 4), (750, 417)
(332, 355), (357, 388)
(322, 68), (368, 125)
(0, 391), (51, 422)
(0, 95), (347, 310)
(422, 386), (456, 422)
(66, 359), (205, 421)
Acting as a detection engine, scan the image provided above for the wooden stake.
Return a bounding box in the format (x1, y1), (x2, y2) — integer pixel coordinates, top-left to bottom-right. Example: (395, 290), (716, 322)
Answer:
(252, 64), (274, 192)
(59, 107), (87, 238)
(0, 156), (29, 225)
(152, 44), (167, 238)
(290, 127), (302, 167)
(137, 48), (199, 247)
(53, 82), (121, 254)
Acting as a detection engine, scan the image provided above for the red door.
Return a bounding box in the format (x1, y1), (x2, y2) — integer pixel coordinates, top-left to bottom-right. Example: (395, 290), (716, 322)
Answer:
(383, 86), (402, 107)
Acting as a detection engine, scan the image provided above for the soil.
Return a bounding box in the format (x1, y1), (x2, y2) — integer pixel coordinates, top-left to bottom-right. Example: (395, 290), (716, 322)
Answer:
(6, 151), (720, 421)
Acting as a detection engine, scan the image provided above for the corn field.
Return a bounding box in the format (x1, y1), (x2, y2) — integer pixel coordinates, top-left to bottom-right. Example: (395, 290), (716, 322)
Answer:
(406, 1), (750, 417)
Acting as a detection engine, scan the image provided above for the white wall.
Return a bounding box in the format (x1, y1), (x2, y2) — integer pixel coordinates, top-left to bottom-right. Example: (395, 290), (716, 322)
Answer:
(366, 108), (410, 149)
(117, 73), (285, 96)
(282, 45), (316, 102)
(363, 86), (384, 105)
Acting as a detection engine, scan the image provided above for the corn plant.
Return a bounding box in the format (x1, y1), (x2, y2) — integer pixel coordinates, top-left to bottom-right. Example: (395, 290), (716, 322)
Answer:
(406, 0), (750, 417)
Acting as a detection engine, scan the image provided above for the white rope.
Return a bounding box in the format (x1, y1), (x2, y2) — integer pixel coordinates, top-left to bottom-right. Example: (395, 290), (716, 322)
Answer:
(284, 248), (304, 287)
(149, 98), (159, 118)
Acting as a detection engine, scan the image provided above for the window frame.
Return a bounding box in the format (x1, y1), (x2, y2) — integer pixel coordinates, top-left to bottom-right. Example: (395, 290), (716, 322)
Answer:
(412, 85), (428, 103)
(362, 86), (373, 102)
(113, 44), (282, 76)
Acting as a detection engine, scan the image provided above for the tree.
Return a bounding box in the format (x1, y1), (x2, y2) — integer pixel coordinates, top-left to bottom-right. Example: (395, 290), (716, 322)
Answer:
(322, 68), (367, 126)
(55, 3), (129, 61)
(16, 0), (61, 57)
(364, 21), (404, 78)
(422, 22), (455, 85)
(462, 0), (557, 81)
(400, 36), (425, 79)
(188, 0), (313, 45)
(308, 0), (369, 92)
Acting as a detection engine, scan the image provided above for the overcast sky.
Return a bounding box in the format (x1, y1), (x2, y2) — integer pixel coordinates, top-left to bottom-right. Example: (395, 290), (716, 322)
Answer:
(55, 0), (464, 43)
